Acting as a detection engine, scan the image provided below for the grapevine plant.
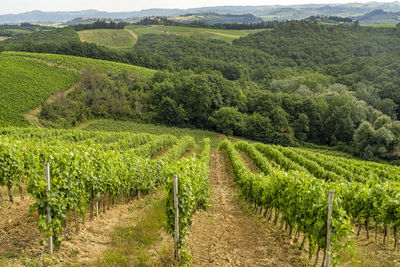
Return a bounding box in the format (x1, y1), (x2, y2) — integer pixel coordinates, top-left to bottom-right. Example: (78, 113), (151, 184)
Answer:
(166, 138), (211, 256)
(0, 127), (196, 249)
(221, 140), (352, 260)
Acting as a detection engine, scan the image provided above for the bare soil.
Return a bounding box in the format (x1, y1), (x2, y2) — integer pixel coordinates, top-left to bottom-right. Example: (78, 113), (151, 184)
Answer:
(0, 190), (160, 266)
(151, 145), (172, 159)
(341, 226), (400, 266)
(0, 195), (42, 259)
(238, 150), (260, 174)
(57, 194), (155, 266)
(186, 151), (309, 266)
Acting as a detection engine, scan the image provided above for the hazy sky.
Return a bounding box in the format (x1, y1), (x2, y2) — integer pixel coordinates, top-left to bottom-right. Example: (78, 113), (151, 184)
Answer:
(0, 0), (394, 15)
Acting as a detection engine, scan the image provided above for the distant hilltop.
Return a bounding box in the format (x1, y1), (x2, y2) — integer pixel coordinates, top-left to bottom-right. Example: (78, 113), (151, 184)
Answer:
(354, 9), (400, 24)
(1, 2), (400, 24)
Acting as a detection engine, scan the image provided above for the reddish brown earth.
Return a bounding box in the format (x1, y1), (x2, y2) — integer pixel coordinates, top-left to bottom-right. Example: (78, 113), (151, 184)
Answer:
(186, 151), (309, 266)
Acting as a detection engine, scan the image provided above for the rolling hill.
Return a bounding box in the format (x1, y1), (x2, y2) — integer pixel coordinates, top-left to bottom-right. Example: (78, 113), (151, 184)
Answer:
(0, 53), (78, 127)
(355, 9), (400, 24)
(171, 13), (262, 24)
(0, 51), (155, 127)
(0, 2), (400, 23)
(2, 2), (400, 24)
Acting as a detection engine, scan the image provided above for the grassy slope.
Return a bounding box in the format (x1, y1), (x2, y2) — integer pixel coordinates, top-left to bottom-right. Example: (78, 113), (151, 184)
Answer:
(78, 29), (137, 49)
(0, 52), (156, 127)
(127, 25), (265, 43)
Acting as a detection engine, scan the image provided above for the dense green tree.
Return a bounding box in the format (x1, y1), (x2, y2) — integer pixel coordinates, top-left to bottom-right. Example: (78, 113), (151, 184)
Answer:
(157, 97), (188, 126)
(293, 113), (310, 142)
(354, 122), (376, 158)
(322, 92), (368, 143)
(373, 115), (391, 130)
(209, 107), (245, 136)
(244, 112), (274, 143)
(354, 117), (400, 159)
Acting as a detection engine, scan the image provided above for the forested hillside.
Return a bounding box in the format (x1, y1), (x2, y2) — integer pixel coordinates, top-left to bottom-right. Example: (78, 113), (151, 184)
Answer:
(1, 20), (400, 161)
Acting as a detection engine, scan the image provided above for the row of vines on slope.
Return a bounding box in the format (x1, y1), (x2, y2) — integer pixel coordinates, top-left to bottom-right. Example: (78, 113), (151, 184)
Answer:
(0, 127), (198, 250)
(251, 142), (400, 248)
(220, 140), (351, 263)
(166, 138), (211, 257)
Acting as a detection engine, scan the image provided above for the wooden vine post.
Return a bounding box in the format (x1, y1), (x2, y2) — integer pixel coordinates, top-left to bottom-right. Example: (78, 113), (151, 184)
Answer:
(173, 174), (180, 261)
(325, 190), (334, 267)
(45, 163), (53, 254)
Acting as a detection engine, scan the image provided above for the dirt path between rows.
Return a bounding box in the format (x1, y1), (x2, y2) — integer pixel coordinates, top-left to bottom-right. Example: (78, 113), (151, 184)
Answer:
(57, 193), (157, 266)
(124, 29), (138, 41)
(0, 191), (159, 266)
(0, 195), (41, 259)
(186, 151), (308, 266)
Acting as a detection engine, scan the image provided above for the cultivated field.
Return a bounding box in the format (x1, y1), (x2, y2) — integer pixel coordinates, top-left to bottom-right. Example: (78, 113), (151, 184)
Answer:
(126, 25), (265, 43)
(81, 119), (230, 149)
(0, 127), (209, 266)
(78, 29), (137, 49)
(5, 51), (155, 78)
(1, 127), (400, 265)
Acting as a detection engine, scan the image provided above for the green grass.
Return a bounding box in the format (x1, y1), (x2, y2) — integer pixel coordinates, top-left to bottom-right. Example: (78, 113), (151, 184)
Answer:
(126, 25), (265, 43)
(0, 53), (78, 127)
(96, 192), (174, 266)
(78, 29), (137, 49)
(82, 119), (228, 149)
(4, 51), (156, 79)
